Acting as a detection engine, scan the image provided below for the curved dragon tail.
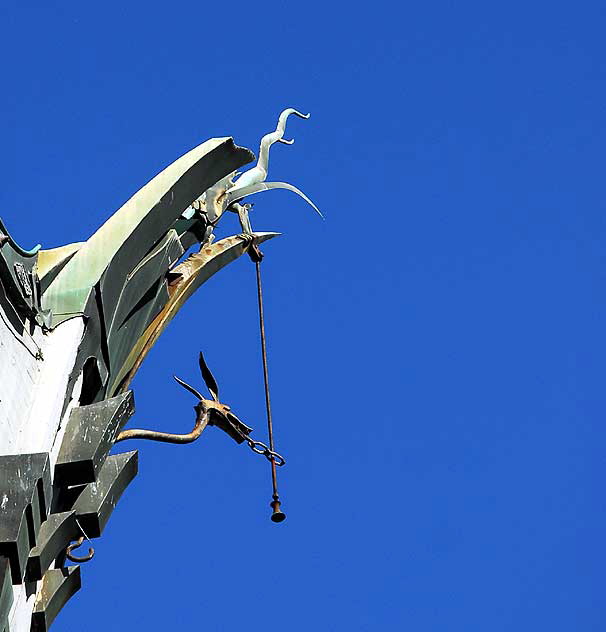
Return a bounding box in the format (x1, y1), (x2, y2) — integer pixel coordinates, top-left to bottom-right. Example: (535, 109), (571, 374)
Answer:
(276, 108), (310, 137)
(225, 181), (324, 219)
(232, 108), (313, 191)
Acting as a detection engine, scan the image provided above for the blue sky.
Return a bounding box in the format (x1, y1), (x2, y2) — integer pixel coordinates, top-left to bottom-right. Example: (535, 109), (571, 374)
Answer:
(2, 1), (605, 630)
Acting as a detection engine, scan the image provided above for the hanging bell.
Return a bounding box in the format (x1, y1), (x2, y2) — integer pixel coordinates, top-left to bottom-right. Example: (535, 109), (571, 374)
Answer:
(270, 498), (286, 523)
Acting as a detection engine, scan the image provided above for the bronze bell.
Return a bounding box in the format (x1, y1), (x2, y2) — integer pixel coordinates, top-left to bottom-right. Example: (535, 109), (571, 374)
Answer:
(270, 499), (286, 523)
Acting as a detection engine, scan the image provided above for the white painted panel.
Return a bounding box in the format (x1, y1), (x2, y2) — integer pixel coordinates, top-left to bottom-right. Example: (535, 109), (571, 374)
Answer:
(1, 315), (85, 632)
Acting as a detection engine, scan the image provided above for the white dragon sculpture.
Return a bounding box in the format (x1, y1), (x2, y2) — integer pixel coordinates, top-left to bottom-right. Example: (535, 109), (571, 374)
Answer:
(183, 108), (323, 243)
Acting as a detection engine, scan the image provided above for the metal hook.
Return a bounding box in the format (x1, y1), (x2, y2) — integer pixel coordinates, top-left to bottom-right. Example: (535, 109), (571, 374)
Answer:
(66, 536), (95, 563)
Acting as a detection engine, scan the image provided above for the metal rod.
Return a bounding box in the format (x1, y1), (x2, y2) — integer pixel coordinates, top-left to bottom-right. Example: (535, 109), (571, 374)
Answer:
(254, 258), (286, 522)
(114, 404), (209, 444)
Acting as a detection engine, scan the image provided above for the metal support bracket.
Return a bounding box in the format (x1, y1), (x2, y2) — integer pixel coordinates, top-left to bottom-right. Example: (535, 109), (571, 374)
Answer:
(0, 558), (12, 631)
(26, 512), (79, 582)
(31, 566), (81, 632)
(55, 392), (135, 487)
(71, 451), (138, 538)
(0, 453), (51, 584)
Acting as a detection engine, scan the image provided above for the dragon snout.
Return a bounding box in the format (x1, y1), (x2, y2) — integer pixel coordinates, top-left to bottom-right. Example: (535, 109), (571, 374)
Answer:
(207, 406), (253, 444)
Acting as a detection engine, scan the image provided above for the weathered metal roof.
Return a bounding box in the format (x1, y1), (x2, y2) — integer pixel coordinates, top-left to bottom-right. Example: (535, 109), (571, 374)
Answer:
(42, 137), (253, 328)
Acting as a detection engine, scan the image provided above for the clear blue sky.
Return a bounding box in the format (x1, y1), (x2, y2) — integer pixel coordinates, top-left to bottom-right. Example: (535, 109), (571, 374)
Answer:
(2, 2), (605, 630)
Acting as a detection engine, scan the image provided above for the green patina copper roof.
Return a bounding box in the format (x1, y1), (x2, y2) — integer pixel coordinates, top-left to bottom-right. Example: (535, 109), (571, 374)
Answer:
(41, 137), (253, 327)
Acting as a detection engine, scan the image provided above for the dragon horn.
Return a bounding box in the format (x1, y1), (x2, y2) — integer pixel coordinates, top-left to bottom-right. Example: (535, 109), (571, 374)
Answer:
(198, 351), (220, 402)
(173, 375), (204, 401)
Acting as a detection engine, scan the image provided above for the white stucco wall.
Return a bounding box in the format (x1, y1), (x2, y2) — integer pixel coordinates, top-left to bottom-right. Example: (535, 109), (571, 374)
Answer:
(0, 314), (43, 454)
(0, 313), (85, 632)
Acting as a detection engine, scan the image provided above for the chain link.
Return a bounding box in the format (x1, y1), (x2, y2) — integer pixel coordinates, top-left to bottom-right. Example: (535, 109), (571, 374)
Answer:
(221, 414), (286, 466)
(244, 437), (286, 466)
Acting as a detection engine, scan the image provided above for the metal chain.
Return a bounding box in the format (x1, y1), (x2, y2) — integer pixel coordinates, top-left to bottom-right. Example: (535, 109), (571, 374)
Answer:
(220, 412), (286, 466)
(244, 437), (286, 467)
